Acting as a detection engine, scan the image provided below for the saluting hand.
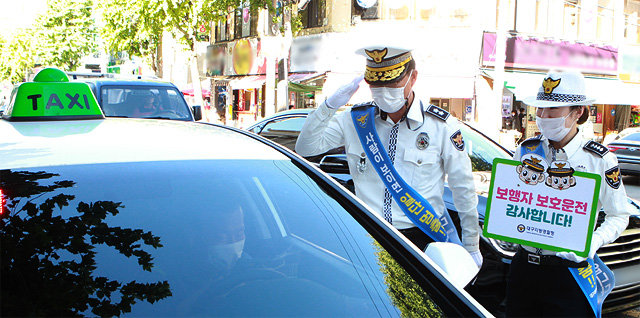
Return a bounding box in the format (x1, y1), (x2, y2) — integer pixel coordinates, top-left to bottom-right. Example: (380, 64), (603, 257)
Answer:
(325, 75), (364, 109)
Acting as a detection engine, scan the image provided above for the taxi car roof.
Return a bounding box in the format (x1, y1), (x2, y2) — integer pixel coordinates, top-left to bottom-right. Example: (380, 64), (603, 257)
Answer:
(81, 78), (178, 87)
(0, 119), (285, 170)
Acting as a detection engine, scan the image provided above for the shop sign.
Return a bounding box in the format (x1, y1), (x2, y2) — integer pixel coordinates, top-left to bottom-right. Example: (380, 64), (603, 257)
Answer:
(481, 32), (618, 75)
(289, 35), (327, 73)
(197, 24), (209, 42)
(228, 38), (266, 76)
(206, 44), (226, 76)
(502, 94), (512, 117)
(484, 156), (600, 257)
(619, 45), (640, 83)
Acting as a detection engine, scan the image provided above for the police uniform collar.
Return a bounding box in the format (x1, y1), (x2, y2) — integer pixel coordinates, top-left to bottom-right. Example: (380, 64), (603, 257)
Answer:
(541, 128), (583, 159)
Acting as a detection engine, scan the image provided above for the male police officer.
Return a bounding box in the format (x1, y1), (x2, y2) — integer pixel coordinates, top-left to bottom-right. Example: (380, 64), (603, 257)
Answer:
(295, 45), (482, 267)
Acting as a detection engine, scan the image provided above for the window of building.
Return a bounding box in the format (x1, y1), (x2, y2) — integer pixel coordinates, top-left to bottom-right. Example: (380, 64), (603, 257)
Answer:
(386, 0), (410, 20)
(235, 8), (243, 39)
(624, 0), (640, 43)
(596, 0), (614, 42)
(563, 0), (579, 39)
(300, 0), (326, 28)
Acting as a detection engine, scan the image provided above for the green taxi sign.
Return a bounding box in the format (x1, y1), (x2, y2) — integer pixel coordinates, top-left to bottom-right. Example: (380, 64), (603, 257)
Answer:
(3, 68), (104, 121)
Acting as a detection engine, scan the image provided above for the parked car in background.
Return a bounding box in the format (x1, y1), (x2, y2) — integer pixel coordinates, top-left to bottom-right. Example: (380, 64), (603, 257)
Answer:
(246, 108), (640, 315)
(82, 79), (201, 121)
(607, 130), (640, 175)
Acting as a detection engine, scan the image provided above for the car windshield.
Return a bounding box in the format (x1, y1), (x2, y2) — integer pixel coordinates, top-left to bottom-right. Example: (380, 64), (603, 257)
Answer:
(459, 125), (511, 194)
(1, 159), (445, 317)
(621, 132), (640, 142)
(100, 86), (192, 120)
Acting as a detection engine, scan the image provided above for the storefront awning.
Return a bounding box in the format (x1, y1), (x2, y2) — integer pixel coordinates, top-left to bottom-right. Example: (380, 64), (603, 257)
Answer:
(411, 75), (475, 99)
(483, 70), (640, 105)
(228, 75), (266, 90)
(288, 72), (325, 83)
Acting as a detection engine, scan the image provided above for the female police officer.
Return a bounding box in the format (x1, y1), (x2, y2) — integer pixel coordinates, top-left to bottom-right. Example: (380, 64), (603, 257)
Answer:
(506, 70), (630, 317)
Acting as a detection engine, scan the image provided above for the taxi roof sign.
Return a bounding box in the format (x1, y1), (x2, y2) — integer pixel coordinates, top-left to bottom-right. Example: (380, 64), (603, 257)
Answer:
(3, 68), (104, 121)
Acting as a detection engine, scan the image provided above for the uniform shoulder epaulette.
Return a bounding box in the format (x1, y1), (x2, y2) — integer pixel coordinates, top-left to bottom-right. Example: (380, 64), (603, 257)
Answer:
(351, 101), (375, 110)
(583, 140), (609, 157)
(425, 104), (450, 121)
(520, 135), (542, 147)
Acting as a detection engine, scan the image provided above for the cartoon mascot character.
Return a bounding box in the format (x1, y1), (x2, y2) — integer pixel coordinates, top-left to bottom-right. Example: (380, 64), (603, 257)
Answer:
(545, 161), (576, 190)
(517, 156), (546, 185)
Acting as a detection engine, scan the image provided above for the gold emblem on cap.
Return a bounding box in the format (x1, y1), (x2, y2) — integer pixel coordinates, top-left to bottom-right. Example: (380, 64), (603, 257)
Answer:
(365, 48), (388, 63)
(542, 77), (561, 94)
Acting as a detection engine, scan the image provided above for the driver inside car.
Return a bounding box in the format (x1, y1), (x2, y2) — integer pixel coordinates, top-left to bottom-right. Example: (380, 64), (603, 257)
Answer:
(132, 95), (158, 117)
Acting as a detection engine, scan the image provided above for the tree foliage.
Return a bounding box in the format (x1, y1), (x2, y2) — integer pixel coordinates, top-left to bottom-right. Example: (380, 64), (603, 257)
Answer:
(36, 0), (98, 71)
(99, 0), (165, 74)
(0, 30), (39, 83)
(0, 0), (98, 83)
(0, 170), (171, 316)
(163, 0), (272, 51)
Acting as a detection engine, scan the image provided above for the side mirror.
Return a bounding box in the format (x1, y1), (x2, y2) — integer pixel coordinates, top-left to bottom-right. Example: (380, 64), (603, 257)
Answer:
(424, 242), (479, 289)
(319, 154), (349, 174)
(192, 105), (202, 121)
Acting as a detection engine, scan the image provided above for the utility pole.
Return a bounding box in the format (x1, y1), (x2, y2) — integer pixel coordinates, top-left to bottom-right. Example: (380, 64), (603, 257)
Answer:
(491, 0), (509, 141)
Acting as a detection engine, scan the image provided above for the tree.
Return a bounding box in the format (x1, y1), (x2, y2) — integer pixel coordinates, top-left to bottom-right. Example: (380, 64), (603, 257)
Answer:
(0, 30), (39, 83)
(99, 0), (165, 75)
(36, 0), (97, 71)
(163, 0), (272, 107)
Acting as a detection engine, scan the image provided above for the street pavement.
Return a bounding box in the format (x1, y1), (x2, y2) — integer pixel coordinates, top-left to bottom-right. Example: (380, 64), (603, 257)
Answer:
(614, 176), (640, 318)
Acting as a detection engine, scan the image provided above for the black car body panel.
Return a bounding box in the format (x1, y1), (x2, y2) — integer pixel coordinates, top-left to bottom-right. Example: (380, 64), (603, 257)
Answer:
(246, 109), (640, 315)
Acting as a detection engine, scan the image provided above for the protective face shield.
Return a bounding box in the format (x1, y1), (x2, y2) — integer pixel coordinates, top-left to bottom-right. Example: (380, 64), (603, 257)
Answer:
(208, 239), (245, 271)
(370, 70), (413, 113)
(535, 109), (575, 141)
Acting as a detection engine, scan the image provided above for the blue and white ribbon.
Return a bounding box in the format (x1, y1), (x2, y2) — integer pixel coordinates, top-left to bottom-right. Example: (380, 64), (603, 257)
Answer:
(351, 106), (462, 245)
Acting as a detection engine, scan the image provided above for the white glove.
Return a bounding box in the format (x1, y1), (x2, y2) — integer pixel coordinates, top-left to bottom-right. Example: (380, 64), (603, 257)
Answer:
(556, 234), (604, 262)
(469, 250), (483, 269)
(555, 251), (586, 263)
(325, 75), (363, 109)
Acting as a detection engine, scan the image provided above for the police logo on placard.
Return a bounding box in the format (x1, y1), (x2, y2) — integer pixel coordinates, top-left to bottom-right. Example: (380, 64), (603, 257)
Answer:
(450, 130), (464, 151)
(416, 132), (429, 150)
(517, 224), (525, 233)
(605, 166), (621, 189)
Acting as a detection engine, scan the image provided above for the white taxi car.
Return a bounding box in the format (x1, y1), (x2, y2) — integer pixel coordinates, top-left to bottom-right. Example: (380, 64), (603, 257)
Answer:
(0, 68), (490, 317)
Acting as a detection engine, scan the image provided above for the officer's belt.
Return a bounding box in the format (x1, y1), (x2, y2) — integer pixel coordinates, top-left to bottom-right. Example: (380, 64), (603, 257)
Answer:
(517, 247), (588, 268)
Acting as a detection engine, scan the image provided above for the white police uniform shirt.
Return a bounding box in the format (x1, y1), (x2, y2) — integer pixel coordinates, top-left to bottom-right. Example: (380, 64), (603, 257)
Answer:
(514, 132), (630, 255)
(295, 96), (480, 252)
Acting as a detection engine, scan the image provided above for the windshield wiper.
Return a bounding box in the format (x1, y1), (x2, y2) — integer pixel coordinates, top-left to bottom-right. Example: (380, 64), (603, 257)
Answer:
(144, 116), (173, 120)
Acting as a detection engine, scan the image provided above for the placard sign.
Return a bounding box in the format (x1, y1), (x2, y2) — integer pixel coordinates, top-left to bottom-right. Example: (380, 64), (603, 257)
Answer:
(483, 157), (601, 257)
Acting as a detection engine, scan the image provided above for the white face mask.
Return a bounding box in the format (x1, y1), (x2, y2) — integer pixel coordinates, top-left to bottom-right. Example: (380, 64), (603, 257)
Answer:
(370, 71), (412, 113)
(208, 239), (245, 271)
(536, 110), (574, 141)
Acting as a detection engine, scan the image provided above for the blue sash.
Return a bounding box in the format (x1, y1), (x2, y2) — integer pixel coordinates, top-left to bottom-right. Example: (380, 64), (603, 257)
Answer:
(351, 106), (462, 245)
(521, 142), (614, 318)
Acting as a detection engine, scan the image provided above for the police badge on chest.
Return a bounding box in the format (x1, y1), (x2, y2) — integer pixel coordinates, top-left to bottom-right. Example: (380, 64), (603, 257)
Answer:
(416, 132), (429, 150)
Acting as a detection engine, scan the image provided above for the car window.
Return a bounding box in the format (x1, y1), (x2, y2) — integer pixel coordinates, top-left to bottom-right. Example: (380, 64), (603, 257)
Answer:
(100, 86), (192, 120)
(262, 116), (306, 133)
(1, 160), (446, 317)
(621, 133), (640, 142)
(460, 125), (511, 172)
